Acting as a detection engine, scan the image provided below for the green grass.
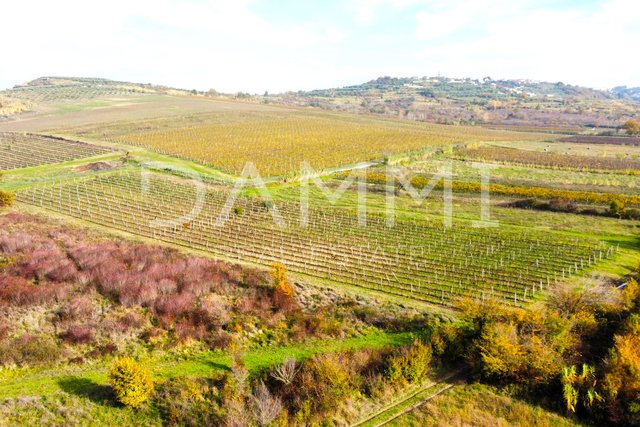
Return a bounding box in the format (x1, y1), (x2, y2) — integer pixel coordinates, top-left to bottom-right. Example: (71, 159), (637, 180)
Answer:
(0, 330), (415, 399)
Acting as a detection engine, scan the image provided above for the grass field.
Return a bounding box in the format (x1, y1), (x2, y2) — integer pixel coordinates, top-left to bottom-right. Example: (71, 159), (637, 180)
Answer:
(0, 330), (413, 399)
(0, 330), (414, 426)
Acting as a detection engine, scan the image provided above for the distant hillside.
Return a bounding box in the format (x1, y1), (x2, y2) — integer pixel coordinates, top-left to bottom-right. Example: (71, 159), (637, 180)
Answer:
(303, 76), (614, 101)
(0, 77), (197, 118)
(11, 76), (193, 92)
(276, 76), (640, 131)
(611, 85), (640, 102)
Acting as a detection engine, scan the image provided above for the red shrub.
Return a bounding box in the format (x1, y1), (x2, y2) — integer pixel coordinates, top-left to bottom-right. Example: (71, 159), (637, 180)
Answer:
(0, 277), (51, 306)
(154, 293), (196, 325)
(64, 324), (93, 344)
(175, 318), (208, 341)
(119, 281), (158, 307)
(61, 296), (95, 320)
(117, 312), (145, 331)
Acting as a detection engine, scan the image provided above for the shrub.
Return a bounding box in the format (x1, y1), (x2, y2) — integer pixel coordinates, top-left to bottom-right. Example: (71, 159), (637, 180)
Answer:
(602, 316), (640, 425)
(292, 353), (358, 415)
(154, 377), (223, 426)
(63, 325), (93, 345)
(108, 357), (154, 408)
(0, 334), (63, 367)
(609, 200), (625, 218)
(387, 339), (432, 384)
(0, 172), (15, 208)
(250, 381), (283, 426)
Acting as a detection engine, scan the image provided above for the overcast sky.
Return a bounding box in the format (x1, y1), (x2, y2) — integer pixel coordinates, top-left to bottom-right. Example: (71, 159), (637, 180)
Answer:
(1, 0), (638, 93)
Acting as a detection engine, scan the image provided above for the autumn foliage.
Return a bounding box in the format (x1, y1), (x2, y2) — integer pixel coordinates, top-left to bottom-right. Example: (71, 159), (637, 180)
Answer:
(108, 357), (154, 408)
(272, 262), (295, 310)
(0, 173), (15, 208)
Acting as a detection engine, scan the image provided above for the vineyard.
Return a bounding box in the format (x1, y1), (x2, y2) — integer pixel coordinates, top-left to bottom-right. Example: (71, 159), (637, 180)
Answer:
(560, 135), (640, 146)
(94, 111), (551, 177)
(454, 145), (640, 173)
(0, 132), (114, 170)
(334, 170), (640, 206)
(407, 158), (640, 195)
(17, 172), (610, 307)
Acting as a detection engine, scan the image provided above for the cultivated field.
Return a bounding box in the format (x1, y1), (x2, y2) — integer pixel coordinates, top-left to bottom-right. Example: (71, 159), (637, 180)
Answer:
(18, 172), (608, 307)
(455, 144), (640, 173)
(66, 111), (552, 177)
(0, 132), (113, 170)
(409, 158), (640, 195)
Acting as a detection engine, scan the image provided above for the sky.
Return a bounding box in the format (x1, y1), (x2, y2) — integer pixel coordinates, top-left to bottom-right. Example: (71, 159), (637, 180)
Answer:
(1, 0), (639, 93)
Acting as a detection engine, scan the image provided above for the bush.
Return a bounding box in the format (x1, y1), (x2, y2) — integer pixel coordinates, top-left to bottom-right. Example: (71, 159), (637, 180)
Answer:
(0, 190), (15, 208)
(63, 325), (93, 345)
(0, 174), (14, 208)
(154, 377), (223, 426)
(108, 357), (154, 408)
(387, 339), (432, 384)
(609, 200), (625, 218)
(0, 334), (63, 367)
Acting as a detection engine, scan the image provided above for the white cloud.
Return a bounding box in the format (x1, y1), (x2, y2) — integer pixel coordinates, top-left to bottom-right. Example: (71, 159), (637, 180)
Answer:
(0, 0), (638, 92)
(413, 0), (640, 88)
(349, 0), (423, 25)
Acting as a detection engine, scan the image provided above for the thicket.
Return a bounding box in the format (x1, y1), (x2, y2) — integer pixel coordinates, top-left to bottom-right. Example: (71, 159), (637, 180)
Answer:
(151, 339), (435, 425)
(434, 267), (640, 425)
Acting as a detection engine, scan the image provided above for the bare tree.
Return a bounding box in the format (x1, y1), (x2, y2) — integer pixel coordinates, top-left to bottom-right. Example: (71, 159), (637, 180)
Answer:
(251, 381), (282, 426)
(271, 357), (299, 385)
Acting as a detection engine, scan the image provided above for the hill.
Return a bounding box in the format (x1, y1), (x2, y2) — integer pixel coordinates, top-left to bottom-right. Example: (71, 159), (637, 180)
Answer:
(276, 76), (640, 131)
(0, 77), (196, 118)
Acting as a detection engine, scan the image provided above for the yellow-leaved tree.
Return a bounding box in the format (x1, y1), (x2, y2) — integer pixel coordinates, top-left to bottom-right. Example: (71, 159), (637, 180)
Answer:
(623, 119), (640, 136)
(272, 262), (295, 311)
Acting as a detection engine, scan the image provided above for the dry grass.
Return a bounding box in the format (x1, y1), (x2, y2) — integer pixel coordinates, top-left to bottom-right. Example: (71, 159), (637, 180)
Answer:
(391, 383), (583, 427)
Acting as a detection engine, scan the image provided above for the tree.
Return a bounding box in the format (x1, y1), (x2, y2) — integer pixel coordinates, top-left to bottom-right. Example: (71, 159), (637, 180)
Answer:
(603, 316), (640, 424)
(609, 200), (625, 218)
(108, 357), (154, 408)
(272, 263), (295, 310)
(0, 173), (15, 208)
(271, 357), (299, 385)
(250, 381), (283, 426)
(623, 119), (640, 135)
